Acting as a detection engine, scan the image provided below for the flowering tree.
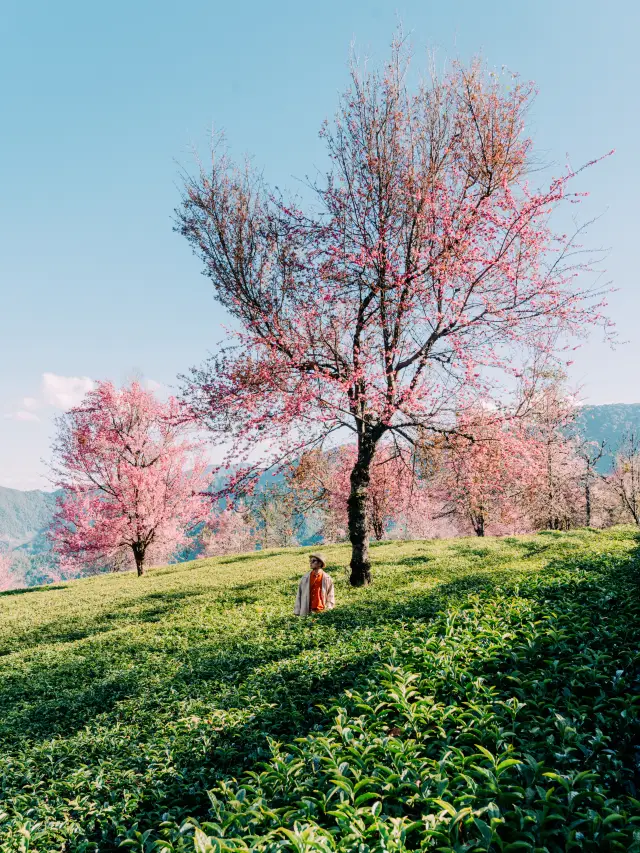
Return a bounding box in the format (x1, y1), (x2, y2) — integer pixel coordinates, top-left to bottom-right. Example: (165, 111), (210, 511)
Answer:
(289, 449), (350, 542)
(177, 40), (610, 584)
(291, 443), (430, 541)
(609, 431), (640, 525)
(49, 381), (211, 577)
(0, 552), (22, 593)
(523, 377), (584, 530)
(577, 439), (606, 527)
(202, 504), (257, 556)
(249, 484), (301, 548)
(436, 410), (541, 536)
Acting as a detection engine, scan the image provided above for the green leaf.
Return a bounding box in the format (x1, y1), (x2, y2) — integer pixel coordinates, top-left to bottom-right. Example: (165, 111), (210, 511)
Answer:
(473, 745), (496, 764)
(496, 758), (522, 774)
(193, 828), (216, 853)
(474, 817), (493, 844)
(433, 799), (457, 817)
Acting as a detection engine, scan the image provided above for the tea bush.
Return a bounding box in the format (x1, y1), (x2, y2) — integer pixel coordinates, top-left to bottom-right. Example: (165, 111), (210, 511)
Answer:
(1, 529), (640, 851)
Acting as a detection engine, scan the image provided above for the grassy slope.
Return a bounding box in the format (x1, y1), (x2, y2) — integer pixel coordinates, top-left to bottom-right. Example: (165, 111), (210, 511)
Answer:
(1, 530), (640, 851)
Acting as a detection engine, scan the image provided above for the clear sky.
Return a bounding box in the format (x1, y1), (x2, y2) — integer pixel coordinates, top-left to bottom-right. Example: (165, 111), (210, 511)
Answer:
(1, 0), (638, 489)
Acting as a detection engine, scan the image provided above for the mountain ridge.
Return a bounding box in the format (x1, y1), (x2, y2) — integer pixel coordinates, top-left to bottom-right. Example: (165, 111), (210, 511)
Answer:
(0, 485), (59, 549)
(576, 403), (640, 471)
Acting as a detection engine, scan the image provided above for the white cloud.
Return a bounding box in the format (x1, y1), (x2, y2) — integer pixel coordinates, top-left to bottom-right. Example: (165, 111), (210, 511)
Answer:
(42, 372), (94, 409)
(22, 396), (40, 411)
(0, 473), (51, 490)
(143, 378), (172, 400)
(4, 410), (40, 422)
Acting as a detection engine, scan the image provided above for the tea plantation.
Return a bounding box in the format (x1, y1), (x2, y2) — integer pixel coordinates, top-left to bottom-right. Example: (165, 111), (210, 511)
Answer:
(2, 529), (640, 852)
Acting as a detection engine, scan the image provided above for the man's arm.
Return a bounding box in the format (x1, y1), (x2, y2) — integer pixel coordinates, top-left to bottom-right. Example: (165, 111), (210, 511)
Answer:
(326, 576), (335, 610)
(294, 578), (303, 616)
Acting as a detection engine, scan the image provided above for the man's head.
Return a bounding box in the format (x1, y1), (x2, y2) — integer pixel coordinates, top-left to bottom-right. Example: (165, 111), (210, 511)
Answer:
(309, 553), (326, 572)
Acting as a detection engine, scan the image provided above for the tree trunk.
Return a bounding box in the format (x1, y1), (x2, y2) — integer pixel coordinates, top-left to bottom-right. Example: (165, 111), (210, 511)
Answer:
(348, 431), (377, 586)
(132, 542), (146, 577)
(471, 507), (485, 537)
(370, 496), (384, 541)
(585, 477), (591, 527)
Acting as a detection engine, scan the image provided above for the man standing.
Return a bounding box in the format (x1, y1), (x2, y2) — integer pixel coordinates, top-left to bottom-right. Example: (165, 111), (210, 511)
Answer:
(294, 553), (335, 616)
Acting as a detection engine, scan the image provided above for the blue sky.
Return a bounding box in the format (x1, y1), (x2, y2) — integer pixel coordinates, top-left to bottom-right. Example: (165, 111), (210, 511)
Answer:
(1, 0), (638, 489)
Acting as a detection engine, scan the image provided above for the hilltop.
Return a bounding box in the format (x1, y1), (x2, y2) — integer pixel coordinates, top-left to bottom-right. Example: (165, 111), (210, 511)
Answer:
(1, 529), (639, 850)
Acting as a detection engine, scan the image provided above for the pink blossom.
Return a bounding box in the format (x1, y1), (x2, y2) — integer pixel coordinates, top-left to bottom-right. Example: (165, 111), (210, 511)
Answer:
(49, 381), (212, 577)
(0, 552), (23, 593)
(177, 42), (612, 584)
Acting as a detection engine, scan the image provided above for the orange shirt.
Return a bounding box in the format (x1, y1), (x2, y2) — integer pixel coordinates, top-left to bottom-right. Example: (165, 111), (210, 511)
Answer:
(309, 569), (325, 612)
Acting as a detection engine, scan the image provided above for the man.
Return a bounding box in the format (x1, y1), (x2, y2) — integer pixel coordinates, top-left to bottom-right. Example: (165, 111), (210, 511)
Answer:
(294, 553), (335, 616)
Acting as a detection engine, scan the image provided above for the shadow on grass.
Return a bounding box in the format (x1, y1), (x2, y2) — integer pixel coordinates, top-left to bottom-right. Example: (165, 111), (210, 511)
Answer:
(4, 530), (627, 740)
(0, 561), (506, 748)
(0, 583), (69, 597)
(157, 532), (640, 834)
(504, 539), (553, 558)
(396, 555), (433, 568)
(0, 589), (210, 656)
(217, 553), (266, 565)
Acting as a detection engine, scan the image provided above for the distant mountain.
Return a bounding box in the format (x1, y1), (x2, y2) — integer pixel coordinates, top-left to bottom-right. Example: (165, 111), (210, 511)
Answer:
(0, 486), (59, 550)
(575, 404), (640, 471)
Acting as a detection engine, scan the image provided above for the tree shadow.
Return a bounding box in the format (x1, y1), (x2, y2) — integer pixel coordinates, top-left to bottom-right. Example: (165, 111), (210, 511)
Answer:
(217, 553), (265, 565)
(0, 588), (209, 656)
(446, 542), (518, 569)
(0, 583), (68, 597)
(0, 561), (503, 750)
(178, 531), (640, 833)
(396, 555), (433, 567)
(504, 538), (553, 558)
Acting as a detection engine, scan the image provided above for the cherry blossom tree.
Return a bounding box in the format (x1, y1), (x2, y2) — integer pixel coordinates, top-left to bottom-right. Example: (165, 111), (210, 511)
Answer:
(49, 381), (211, 577)
(0, 552), (22, 593)
(524, 377), (584, 530)
(177, 39), (611, 584)
(578, 439), (606, 527)
(251, 483), (302, 548)
(367, 448), (428, 540)
(291, 443), (430, 541)
(391, 496), (447, 541)
(289, 449), (350, 542)
(609, 431), (640, 526)
(435, 410), (542, 536)
(202, 503), (257, 556)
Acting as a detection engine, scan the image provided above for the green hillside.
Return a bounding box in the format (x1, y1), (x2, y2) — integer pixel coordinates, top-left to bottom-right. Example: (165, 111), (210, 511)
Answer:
(1, 531), (640, 851)
(0, 486), (58, 548)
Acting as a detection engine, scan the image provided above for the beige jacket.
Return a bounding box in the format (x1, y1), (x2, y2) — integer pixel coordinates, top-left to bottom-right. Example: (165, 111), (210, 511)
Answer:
(294, 570), (335, 616)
